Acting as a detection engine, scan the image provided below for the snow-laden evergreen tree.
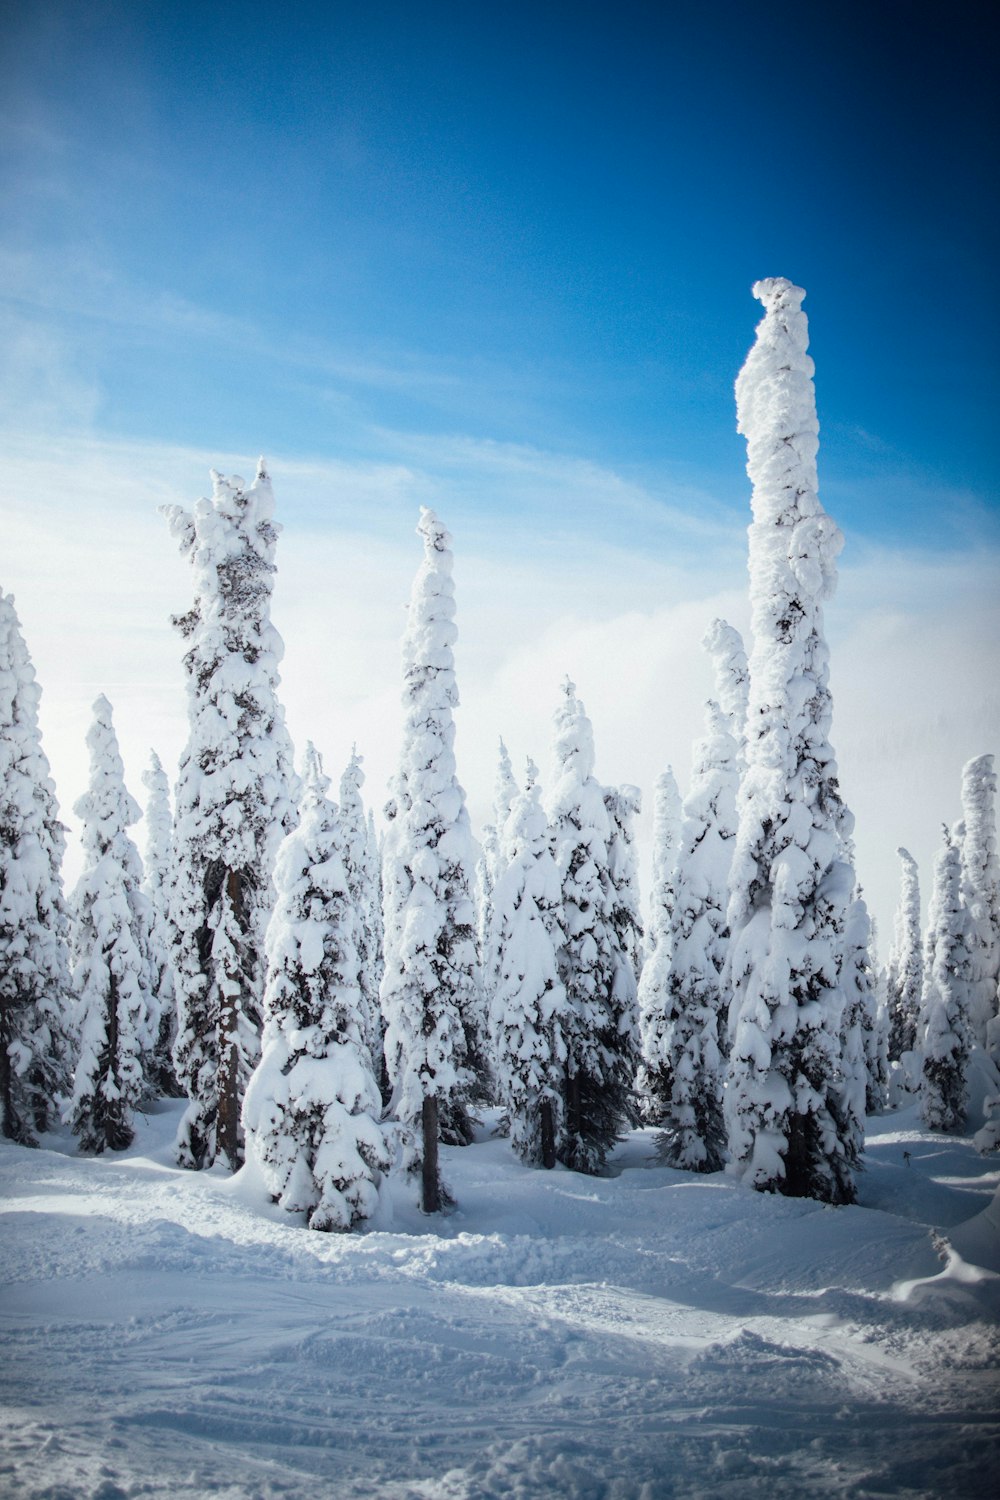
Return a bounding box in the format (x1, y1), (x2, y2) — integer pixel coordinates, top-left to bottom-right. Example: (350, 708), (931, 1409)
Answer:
(959, 754), (1000, 1050)
(0, 591), (74, 1142)
(725, 278), (860, 1205)
(885, 848), (923, 1063)
(920, 827), (974, 1132)
(637, 766), (682, 1122)
(338, 749), (383, 1072)
(842, 889), (885, 1121)
(477, 738), (519, 1027)
(163, 460), (297, 1172)
(702, 618), (749, 754)
(243, 747), (388, 1230)
(489, 760), (568, 1167)
(658, 701), (739, 1171)
(547, 680), (639, 1172)
(380, 509), (485, 1211)
(68, 697), (153, 1153)
(140, 751), (178, 1096)
(603, 784), (644, 987)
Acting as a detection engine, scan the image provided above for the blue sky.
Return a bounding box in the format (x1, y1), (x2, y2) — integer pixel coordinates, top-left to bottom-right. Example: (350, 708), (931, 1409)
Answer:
(1, 1), (998, 931)
(3, 0), (997, 544)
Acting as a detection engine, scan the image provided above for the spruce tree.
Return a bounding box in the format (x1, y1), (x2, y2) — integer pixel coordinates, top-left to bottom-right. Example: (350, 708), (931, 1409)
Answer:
(243, 747), (388, 1230)
(702, 618), (749, 752)
(0, 591), (74, 1142)
(489, 760), (568, 1167)
(658, 700), (738, 1171)
(886, 848), (923, 1062)
(637, 767), (682, 1122)
(959, 754), (1000, 1050)
(604, 783), (644, 987)
(68, 697), (153, 1153)
(725, 278), (860, 1205)
(380, 509), (485, 1211)
(921, 828), (974, 1132)
(163, 460), (297, 1171)
(477, 738), (518, 1043)
(547, 680), (639, 1173)
(141, 750), (178, 1096)
(847, 893), (888, 1116)
(338, 748), (383, 1073)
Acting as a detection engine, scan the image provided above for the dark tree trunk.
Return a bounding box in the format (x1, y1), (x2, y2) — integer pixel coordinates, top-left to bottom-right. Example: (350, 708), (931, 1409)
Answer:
(421, 1094), (440, 1214)
(540, 1097), (556, 1170)
(215, 868), (246, 1172)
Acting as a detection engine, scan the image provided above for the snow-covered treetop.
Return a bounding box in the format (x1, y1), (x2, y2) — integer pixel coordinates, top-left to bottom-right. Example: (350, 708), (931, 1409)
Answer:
(340, 744), (364, 815)
(550, 679), (597, 796)
(74, 695), (142, 856)
(735, 278), (843, 603)
(402, 508), (459, 708)
(0, 591), (61, 824)
(702, 618), (749, 738)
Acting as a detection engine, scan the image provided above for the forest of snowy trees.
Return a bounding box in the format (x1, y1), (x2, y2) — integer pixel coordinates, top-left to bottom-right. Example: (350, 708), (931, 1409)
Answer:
(2, 278), (999, 1223)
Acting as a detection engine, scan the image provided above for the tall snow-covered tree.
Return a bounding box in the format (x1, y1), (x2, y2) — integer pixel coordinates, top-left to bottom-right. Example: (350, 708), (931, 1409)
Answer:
(162, 460), (297, 1171)
(959, 754), (1000, 1050)
(68, 696), (153, 1153)
(0, 591), (74, 1142)
(141, 751), (178, 1096)
(658, 700), (739, 1172)
(725, 278), (860, 1205)
(885, 847), (923, 1063)
(489, 760), (568, 1167)
(702, 618), (749, 753)
(603, 784), (644, 987)
(637, 766), (682, 1122)
(845, 892), (888, 1116)
(477, 738), (519, 1022)
(547, 680), (639, 1173)
(338, 748), (383, 1072)
(920, 827), (974, 1132)
(380, 509), (485, 1211)
(243, 747), (388, 1230)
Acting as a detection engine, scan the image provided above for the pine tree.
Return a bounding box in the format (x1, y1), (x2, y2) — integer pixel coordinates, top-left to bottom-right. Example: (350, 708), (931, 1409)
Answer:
(847, 894), (888, 1115)
(243, 747), (388, 1230)
(885, 848), (923, 1062)
(162, 461), (297, 1171)
(725, 278), (860, 1205)
(477, 738), (518, 1037)
(920, 828), (974, 1132)
(0, 591), (74, 1142)
(141, 751), (178, 1096)
(658, 701), (739, 1171)
(338, 749), (383, 1073)
(68, 696), (153, 1153)
(380, 509), (485, 1211)
(637, 767), (682, 1122)
(603, 783), (644, 987)
(489, 760), (568, 1167)
(702, 618), (749, 752)
(547, 680), (639, 1173)
(959, 754), (1000, 1050)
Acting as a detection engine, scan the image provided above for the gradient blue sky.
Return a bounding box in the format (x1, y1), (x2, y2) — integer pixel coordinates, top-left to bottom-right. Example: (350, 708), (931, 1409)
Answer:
(3, 0), (997, 545)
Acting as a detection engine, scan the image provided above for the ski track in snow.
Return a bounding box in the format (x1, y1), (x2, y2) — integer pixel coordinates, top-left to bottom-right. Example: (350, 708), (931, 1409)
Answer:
(1, 1102), (998, 1500)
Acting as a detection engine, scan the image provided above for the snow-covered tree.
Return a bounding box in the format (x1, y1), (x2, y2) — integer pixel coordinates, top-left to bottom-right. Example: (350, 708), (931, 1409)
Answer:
(477, 738), (519, 1019)
(547, 680), (639, 1173)
(702, 618), (749, 753)
(380, 509), (485, 1211)
(243, 747), (388, 1230)
(960, 754), (1000, 1050)
(658, 701), (739, 1171)
(68, 697), (153, 1153)
(0, 591), (74, 1142)
(842, 889), (885, 1122)
(920, 828), (974, 1132)
(637, 766), (682, 1122)
(604, 784), (644, 988)
(140, 751), (178, 1096)
(489, 760), (568, 1167)
(338, 749), (383, 1072)
(885, 848), (923, 1064)
(163, 461), (297, 1171)
(725, 278), (860, 1205)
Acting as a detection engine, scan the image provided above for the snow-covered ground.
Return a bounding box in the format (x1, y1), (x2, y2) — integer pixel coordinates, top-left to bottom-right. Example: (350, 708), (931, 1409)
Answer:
(2, 1102), (998, 1500)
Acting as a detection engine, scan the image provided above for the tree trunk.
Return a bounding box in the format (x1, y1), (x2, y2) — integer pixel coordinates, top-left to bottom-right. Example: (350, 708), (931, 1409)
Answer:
(216, 869), (245, 1172)
(540, 1096), (556, 1170)
(421, 1094), (440, 1214)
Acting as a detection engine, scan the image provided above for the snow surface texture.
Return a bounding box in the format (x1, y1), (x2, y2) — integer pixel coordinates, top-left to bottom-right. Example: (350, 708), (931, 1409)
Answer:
(2, 1100), (998, 1499)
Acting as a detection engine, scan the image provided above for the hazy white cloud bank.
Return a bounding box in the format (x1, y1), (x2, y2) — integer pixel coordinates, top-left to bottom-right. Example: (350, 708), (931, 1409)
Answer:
(1, 429), (996, 941)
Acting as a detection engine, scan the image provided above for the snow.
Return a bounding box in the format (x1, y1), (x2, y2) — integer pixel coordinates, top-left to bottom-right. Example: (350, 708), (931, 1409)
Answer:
(2, 1101), (998, 1499)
